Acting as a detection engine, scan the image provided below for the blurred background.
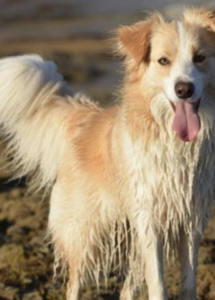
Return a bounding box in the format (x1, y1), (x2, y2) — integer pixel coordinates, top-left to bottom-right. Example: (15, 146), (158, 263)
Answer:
(0, 1), (215, 300)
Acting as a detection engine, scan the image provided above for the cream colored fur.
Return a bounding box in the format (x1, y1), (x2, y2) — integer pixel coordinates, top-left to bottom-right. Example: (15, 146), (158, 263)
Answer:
(1, 7), (215, 300)
(0, 54), (74, 189)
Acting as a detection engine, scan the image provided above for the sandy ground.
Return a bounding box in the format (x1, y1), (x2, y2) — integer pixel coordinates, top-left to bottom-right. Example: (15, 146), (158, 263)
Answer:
(1, 3), (215, 300)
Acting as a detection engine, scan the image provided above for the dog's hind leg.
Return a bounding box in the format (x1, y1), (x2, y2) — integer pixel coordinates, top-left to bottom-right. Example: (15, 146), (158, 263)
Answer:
(178, 229), (201, 300)
(48, 184), (84, 300)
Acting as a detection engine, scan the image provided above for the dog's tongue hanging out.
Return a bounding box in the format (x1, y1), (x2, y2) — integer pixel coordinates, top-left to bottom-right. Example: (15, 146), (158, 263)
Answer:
(172, 102), (201, 142)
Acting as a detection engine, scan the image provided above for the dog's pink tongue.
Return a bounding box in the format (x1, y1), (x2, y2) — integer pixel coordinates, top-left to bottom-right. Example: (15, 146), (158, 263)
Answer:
(172, 102), (200, 141)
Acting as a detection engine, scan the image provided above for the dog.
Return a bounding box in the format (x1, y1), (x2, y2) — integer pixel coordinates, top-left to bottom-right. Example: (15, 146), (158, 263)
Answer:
(0, 6), (215, 300)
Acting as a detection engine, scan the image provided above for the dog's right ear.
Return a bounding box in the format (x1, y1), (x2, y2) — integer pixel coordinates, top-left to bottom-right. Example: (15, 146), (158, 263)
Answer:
(115, 14), (162, 65)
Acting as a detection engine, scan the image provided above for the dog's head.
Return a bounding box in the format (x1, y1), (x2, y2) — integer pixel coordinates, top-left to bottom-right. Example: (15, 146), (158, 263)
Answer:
(116, 8), (215, 142)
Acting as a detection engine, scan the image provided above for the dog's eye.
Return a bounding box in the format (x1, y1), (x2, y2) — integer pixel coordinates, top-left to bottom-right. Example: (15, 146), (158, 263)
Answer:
(193, 54), (206, 63)
(158, 57), (170, 66)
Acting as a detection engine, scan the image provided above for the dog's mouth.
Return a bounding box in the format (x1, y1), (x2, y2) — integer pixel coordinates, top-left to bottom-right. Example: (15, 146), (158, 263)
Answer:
(171, 100), (201, 142)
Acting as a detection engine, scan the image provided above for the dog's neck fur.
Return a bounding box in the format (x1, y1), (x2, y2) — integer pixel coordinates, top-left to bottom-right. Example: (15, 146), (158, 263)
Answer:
(120, 71), (160, 145)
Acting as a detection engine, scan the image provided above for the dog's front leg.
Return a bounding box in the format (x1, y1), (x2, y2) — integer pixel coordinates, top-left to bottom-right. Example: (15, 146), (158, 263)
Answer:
(144, 230), (168, 300)
(120, 272), (135, 300)
(178, 229), (201, 300)
(66, 274), (81, 300)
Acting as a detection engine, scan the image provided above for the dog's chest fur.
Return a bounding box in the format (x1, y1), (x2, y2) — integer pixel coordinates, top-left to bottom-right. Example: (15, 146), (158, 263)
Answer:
(118, 107), (215, 241)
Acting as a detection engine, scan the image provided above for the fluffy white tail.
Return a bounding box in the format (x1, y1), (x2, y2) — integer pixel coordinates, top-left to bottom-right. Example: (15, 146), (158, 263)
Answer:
(0, 54), (72, 189)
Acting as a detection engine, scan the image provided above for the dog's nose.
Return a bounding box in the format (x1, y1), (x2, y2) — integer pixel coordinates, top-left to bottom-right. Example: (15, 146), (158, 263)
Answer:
(175, 82), (195, 99)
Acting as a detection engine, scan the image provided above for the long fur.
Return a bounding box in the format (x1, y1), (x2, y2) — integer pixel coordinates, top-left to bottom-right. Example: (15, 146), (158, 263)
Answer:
(0, 54), (75, 189)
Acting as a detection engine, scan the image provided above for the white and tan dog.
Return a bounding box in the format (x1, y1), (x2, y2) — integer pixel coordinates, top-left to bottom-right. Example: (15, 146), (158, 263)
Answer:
(1, 7), (215, 300)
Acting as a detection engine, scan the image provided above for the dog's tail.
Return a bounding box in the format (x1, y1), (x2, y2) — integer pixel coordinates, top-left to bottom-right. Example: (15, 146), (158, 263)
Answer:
(0, 54), (73, 190)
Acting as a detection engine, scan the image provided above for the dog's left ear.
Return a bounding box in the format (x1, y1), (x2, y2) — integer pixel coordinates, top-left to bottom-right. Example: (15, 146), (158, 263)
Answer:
(184, 7), (215, 32)
(203, 9), (215, 32)
(116, 14), (162, 65)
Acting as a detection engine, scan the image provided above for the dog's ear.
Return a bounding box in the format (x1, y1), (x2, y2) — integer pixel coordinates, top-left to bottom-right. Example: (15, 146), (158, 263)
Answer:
(184, 7), (215, 32)
(116, 21), (151, 65)
(202, 8), (215, 32)
(116, 14), (162, 65)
